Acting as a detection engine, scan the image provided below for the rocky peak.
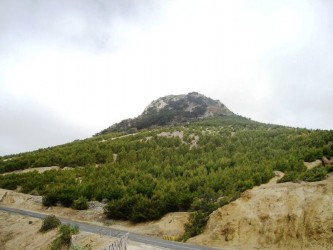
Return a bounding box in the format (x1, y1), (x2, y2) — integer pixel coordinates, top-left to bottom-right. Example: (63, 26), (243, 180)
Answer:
(143, 92), (233, 118)
(98, 92), (234, 134)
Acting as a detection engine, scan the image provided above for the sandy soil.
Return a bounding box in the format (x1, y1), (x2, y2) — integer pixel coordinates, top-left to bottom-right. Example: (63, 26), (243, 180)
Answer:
(0, 187), (188, 250)
(0, 211), (168, 250)
(158, 131), (199, 149)
(0, 187), (188, 238)
(304, 160), (322, 170)
(0, 211), (58, 250)
(2, 166), (60, 175)
(188, 172), (333, 249)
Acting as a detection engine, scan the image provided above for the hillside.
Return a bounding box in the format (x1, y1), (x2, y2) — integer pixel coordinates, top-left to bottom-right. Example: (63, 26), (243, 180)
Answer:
(1, 93), (333, 248)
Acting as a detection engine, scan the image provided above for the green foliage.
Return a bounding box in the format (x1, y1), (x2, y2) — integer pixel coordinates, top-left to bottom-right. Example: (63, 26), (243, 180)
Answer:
(60, 224), (79, 244)
(278, 171), (301, 183)
(42, 192), (58, 206)
(302, 167), (327, 182)
(323, 144), (333, 157)
(304, 148), (323, 162)
(183, 211), (209, 240)
(279, 167), (328, 183)
(73, 196), (88, 210)
(50, 224), (79, 250)
(39, 215), (61, 232)
(327, 165), (333, 173)
(1, 116), (333, 227)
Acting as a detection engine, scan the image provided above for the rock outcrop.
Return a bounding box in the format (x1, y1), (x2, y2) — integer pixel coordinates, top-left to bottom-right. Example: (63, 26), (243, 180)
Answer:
(97, 92), (234, 134)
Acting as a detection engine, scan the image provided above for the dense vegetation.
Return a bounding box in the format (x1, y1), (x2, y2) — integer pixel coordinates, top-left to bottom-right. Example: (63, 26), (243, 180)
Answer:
(1, 116), (333, 232)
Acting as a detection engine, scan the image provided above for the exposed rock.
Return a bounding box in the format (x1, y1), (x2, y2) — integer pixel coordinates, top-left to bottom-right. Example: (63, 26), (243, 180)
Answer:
(188, 173), (333, 249)
(304, 160), (323, 169)
(2, 166), (60, 175)
(97, 92), (234, 134)
(158, 131), (184, 140)
(322, 156), (333, 166)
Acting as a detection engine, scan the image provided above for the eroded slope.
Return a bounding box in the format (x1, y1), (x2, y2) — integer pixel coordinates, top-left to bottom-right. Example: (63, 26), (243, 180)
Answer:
(188, 173), (333, 249)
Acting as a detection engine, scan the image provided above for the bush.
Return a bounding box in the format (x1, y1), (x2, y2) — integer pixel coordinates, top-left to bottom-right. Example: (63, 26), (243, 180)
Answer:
(302, 167), (327, 182)
(182, 211), (208, 241)
(73, 196), (88, 210)
(42, 193), (58, 207)
(323, 144), (333, 157)
(50, 224), (79, 250)
(278, 171), (301, 183)
(304, 149), (323, 162)
(59, 224), (79, 244)
(327, 165), (333, 173)
(40, 215), (61, 232)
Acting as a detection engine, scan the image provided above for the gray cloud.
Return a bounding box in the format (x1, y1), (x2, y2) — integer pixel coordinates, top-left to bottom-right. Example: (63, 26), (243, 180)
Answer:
(0, 0), (332, 155)
(0, 0), (159, 52)
(259, 1), (333, 129)
(0, 93), (88, 155)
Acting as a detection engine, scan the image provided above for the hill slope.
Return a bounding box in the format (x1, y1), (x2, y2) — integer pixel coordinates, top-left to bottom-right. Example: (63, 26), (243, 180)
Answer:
(0, 93), (333, 248)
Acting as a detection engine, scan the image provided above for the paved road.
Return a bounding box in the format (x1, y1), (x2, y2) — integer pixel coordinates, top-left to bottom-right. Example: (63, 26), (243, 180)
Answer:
(0, 206), (219, 250)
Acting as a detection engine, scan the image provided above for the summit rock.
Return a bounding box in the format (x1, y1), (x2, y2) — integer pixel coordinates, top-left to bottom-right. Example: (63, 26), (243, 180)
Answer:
(98, 92), (234, 134)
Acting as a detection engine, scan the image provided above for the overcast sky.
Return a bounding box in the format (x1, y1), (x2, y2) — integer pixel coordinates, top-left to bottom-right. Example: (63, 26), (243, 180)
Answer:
(1, 0), (332, 155)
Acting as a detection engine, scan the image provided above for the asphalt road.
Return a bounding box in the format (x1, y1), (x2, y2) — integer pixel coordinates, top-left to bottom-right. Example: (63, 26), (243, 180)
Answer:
(0, 206), (219, 250)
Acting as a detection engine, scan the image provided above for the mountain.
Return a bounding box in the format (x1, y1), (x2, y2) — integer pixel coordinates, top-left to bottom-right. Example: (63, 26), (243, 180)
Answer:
(98, 92), (234, 134)
(1, 92), (333, 249)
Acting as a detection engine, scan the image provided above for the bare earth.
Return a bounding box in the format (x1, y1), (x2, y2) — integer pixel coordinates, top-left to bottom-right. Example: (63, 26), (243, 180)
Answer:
(0, 211), (168, 250)
(0, 187), (186, 249)
(188, 172), (333, 250)
(2, 166), (60, 175)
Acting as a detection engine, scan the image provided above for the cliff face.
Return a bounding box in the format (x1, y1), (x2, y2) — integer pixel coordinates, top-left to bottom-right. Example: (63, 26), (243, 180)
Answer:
(188, 172), (333, 249)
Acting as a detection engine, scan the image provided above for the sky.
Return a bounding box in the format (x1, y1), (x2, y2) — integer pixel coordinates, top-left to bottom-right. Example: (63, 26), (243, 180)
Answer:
(1, 0), (332, 155)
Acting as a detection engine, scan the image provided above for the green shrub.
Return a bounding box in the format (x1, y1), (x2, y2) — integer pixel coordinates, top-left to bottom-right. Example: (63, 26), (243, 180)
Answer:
(323, 144), (333, 157)
(50, 224), (79, 250)
(304, 148), (323, 162)
(73, 196), (88, 210)
(182, 211), (208, 241)
(278, 171), (301, 183)
(59, 224), (79, 245)
(39, 215), (61, 232)
(302, 167), (327, 182)
(279, 167), (328, 183)
(42, 193), (58, 207)
(50, 237), (62, 250)
(327, 165), (333, 173)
